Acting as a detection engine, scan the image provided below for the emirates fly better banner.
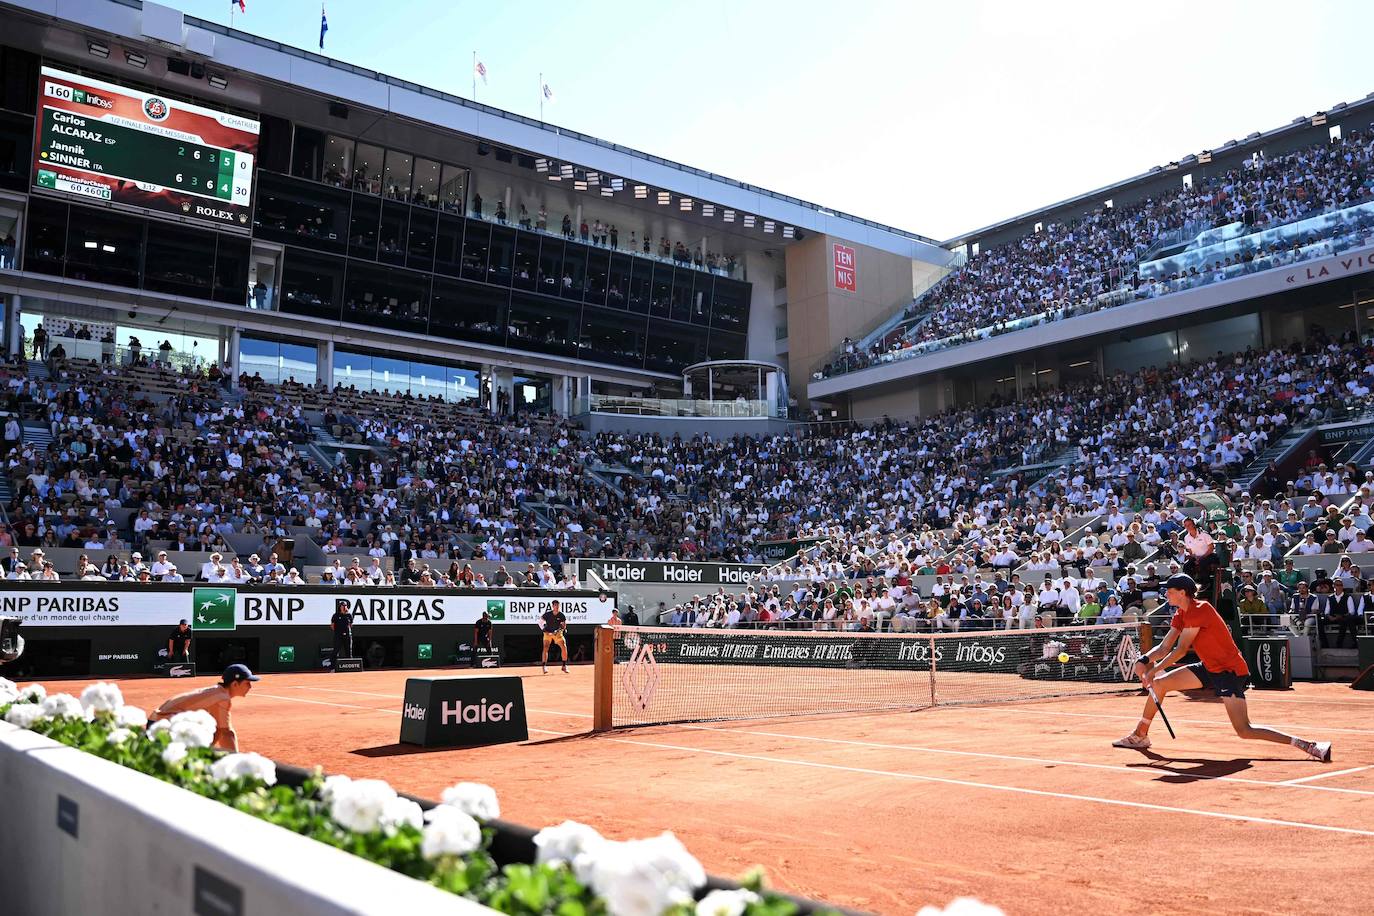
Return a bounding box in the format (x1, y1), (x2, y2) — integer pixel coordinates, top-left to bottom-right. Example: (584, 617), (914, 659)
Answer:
(0, 588), (615, 629)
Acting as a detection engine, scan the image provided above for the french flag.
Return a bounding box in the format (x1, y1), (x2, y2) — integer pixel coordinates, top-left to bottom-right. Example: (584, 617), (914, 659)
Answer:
(232, 0), (245, 12)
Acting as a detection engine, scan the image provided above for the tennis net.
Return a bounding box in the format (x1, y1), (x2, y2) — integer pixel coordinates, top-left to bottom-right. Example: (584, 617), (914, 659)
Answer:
(592, 622), (1148, 729)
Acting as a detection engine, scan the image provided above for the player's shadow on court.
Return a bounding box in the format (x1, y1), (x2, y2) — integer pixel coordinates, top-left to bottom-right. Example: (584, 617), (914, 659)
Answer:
(1124, 750), (1290, 783)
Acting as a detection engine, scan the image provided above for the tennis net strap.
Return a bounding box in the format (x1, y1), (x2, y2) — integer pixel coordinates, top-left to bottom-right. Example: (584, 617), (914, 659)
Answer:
(593, 623), (1149, 730)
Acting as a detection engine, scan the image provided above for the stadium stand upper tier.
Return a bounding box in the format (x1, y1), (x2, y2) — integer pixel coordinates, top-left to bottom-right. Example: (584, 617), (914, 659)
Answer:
(820, 127), (1374, 378)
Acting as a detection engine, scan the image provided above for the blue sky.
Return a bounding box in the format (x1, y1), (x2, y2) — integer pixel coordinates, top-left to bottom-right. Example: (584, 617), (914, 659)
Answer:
(169, 0), (1374, 240)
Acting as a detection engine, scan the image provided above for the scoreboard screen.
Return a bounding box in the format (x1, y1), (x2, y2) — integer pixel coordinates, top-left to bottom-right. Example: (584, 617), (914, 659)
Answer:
(33, 66), (259, 228)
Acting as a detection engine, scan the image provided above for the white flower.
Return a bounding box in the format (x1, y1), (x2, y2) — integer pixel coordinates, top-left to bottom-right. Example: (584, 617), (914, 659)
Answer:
(40, 693), (89, 720)
(5, 702), (47, 728)
(579, 833), (706, 916)
(115, 705), (148, 729)
(18, 684), (47, 703)
(161, 741), (189, 766)
(534, 820), (606, 870)
(420, 806), (482, 860)
(439, 782), (500, 821)
(319, 774), (353, 802)
(168, 710), (218, 748)
(695, 889), (760, 916)
(329, 778), (398, 833)
(378, 796), (423, 835)
(106, 727), (135, 746)
(0, 676), (16, 703)
(147, 718), (171, 737)
(79, 682), (124, 714)
(916, 898), (1005, 916)
(210, 752), (278, 786)
(589, 854), (693, 916)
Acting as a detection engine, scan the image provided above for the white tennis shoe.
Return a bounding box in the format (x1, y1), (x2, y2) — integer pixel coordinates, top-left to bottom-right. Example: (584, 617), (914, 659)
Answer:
(1303, 740), (1332, 762)
(1112, 732), (1151, 749)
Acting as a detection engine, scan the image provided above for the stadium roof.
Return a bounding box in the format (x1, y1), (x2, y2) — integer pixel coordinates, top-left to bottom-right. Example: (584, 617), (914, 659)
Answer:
(8, 0), (949, 264)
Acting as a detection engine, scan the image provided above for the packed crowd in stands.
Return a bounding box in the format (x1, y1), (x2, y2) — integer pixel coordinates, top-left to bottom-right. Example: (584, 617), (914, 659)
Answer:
(823, 128), (1374, 377)
(0, 322), (1372, 653)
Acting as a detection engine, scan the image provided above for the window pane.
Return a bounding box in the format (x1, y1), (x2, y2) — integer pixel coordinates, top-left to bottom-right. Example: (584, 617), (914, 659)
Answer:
(585, 249), (609, 306)
(290, 126), (324, 181)
(650, 262), (673, 318)
(537, 238), (563, 296)
(434, 213), (463, 277)
(343, 262), (429, 333)
(352, 143), (383, 194)
(607, 254), (631, 309)
(213, 233), (250, 305)
(349, 194), (380, 260)
(412, 158), (441, 208)
(627, 256), (651, 313)
(23, 197), (66, 276)
(409, 360), (447, 400)
(279, 342), (318, 386)
(446, 366), (480, 403)
(487, 227), (514, 286)
(438, 164), (466, 215)
(407, 206), (437, 271)
(512, 233), (539, 290)
(430, 278), (506, 346)
(378, 201), (408, 265)
(0, 110), (32, 191)
(706, 330), (746, 362)
(253, 172), (348, 253)
(711, 278), (750, 333)
(322, 135), (352, 187)
(644, 327), (702, 373)
(144, 221), (215, 298)
(383, 149), (413, 201)
(65, 207), (141, 288)
(280, 248), (344, 320)
(560, 243), (586, 301)
(507, 294), (578, 356)
(335, 349), (373, 390)
(461, 219), (489, 282)
(372, 355), (410, 394)
(579, 308), (645, 368)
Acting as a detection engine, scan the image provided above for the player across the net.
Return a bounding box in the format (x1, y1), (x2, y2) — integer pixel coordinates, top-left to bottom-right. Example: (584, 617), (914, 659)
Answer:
(592, 621), (1146, 729)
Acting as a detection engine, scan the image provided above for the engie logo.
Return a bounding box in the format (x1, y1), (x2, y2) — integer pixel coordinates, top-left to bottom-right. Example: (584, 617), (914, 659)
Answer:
(192, 587), (236, 630)
(1258, 642), (1274, 683)
(403, 703), (426, 721)
(143, 97), (170, 121)
(485, 599), (506, 621)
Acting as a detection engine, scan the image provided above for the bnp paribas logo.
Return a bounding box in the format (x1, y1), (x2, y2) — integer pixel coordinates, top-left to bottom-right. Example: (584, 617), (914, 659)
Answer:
(485, 598), (506, 621)
(192, 587), (237, 631)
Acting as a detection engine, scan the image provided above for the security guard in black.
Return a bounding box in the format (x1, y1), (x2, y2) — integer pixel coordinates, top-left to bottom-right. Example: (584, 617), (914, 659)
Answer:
(474, 611), (493, 649)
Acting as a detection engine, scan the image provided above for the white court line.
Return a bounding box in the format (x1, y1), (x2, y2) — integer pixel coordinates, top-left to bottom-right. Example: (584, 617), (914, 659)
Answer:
(270, 688), (1373, 798)
(522, 723), (1374, 839)
(1280, 765), (1374, 786)
(957, 704), (1374, 736)
(259, 693), (1374, 837)
(256, 692), (399, 714)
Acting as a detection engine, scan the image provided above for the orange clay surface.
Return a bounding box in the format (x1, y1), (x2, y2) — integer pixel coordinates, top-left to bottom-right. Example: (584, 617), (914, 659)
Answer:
(51, 666), (1374, 915)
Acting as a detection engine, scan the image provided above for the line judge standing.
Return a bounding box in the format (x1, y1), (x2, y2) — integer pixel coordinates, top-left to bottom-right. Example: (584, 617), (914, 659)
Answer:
(330, 602), (355, 669)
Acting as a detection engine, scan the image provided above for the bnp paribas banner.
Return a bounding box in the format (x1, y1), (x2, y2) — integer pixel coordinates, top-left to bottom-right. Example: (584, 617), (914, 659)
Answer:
(193, 588), (616, 630)
(576, 559), (767, 586)
(0, 587), (614, 629)
(0, 589), (189, 627)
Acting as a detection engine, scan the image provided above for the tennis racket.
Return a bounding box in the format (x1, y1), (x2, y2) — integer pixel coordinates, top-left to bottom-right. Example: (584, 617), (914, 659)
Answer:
(1147, 684), (1176, 739)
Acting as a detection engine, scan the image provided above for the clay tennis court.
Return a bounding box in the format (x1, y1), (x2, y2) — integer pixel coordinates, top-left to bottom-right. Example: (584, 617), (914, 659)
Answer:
(71, 667), (1374, 915)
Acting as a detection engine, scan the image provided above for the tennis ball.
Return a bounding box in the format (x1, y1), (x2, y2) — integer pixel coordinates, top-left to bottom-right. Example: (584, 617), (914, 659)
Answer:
(1057, 652), (1070, 664)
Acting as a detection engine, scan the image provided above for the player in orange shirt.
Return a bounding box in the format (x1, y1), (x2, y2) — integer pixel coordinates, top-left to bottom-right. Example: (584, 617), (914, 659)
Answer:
(1112, 574), (1331, 761)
